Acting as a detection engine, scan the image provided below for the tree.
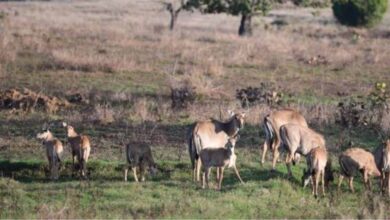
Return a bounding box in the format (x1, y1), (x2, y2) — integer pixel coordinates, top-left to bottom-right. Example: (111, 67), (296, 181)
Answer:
(186, 0), (272, 36)
(162, 0), (194, 30)
(332, 0), (388, 27)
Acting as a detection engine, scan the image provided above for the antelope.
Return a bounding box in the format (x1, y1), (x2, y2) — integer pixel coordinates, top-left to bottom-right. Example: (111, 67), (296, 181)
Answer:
(62, 122), (91, 177)
(200, 134), (244, 190)
(124, 142), (157, 182)
(338, 147), (381, 192)
(188, 111), (246, 182)
(301, 147), (333, 198)
(280, 123), (325, 177)
(373, 139), (390, 196)
(36, 128), (63, 180)
(261, 109), (308, 171)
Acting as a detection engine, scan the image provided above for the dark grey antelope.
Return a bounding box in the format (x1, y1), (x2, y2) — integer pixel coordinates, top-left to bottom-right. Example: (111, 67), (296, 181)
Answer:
(124, 142), (157, 182)
(373, 139), (390, 196)
(188, 111), (246, 182)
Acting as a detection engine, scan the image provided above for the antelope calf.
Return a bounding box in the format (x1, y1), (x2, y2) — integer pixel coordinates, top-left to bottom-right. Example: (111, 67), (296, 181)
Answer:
(200, 134), (244, 190)
(124, 142), (157, 182)
(338, 147), (381, 192)
(36, 129), (63, 180)
(373, 139), (390, 196)
(301, 147), (333, 198)
(62, 122), (91, 177)
(280, 123), (325, 177)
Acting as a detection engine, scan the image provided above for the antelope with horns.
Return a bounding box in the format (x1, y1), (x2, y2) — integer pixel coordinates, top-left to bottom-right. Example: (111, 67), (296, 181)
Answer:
(36, 127), (64, 180)
(301, 147), (333, 198)
(261, 109), (308, 171)
(62, 122), (91, 178)
(188, 111), (246, 182)
(338, 147), (381, 192)
(124, 142), (158, 182)
(200, 134), (244, 190)
(373, 139), (390, 196)
(280, 123), (325, 177)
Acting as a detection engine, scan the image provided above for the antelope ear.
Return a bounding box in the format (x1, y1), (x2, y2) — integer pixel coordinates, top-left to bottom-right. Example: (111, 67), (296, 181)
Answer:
(62, 122), (67, 127)
(227, 110), (234, 117)
(42, 122), (48, 131)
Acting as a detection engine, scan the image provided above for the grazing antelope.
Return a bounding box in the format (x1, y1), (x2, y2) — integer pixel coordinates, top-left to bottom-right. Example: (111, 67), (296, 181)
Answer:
(124, 142), (157, 182)
(188, 111), (246, 182)
(301, 147), (333, 198)
(62, 122), (91, 177)
(338, 147), (381, 192)
(373, 140), (390, 196)
(280, 123), (325, 177)
(200, 134), (244, 190)
(36, 129), (63, 180)
(261, 109), (308, 171)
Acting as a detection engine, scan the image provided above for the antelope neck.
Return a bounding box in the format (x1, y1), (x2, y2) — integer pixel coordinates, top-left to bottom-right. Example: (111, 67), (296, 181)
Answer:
(44, 133), (55, 141)
(222, 117), (239, 137)
(67, 130), (79, 138)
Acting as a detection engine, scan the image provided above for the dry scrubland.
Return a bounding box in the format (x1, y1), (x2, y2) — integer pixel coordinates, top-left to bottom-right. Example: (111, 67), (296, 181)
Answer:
(1, 0), (390, 218)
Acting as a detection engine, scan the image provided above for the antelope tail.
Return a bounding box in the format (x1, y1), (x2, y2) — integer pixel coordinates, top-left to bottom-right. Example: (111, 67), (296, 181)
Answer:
(263, 116), (275, 149)
(193, 133), (203, 156)
(279, 126), (289, 152)
(126, 144), (132, 164)
(188, 133), (197, 169)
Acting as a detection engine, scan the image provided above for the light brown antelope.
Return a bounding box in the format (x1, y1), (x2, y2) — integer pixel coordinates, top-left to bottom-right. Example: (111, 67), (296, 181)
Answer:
(36, 129), (63, 180)
(373, 139), (390, 196)
(62, 122), (91, 177)
(188, 111), (246, 182)
(261, 109), (308, 171)
(338, 147), (381, 192)
(124, 142), (157, 182)
(280, 123), (325, 177)
(301, 147), (333, 198)
(200, 134), (244, 190)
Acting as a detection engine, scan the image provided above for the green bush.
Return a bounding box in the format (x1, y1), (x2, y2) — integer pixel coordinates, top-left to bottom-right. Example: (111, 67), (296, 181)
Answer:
(332, 0), (388, 27)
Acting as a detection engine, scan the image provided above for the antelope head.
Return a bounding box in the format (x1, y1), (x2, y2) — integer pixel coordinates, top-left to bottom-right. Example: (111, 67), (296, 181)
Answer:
(37, 129), (53, 141)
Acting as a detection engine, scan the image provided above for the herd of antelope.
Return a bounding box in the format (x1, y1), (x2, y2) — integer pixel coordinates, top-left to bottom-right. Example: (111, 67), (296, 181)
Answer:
(35, 109), (390, 197)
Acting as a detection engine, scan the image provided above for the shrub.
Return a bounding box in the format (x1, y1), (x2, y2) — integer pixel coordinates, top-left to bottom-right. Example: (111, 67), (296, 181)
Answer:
(293, 0), (331, 8)
(332, 0), (388, 27)
(337, 82), (389, 129)
(235, 83), (284, 108)
(170, 86), (196, 110)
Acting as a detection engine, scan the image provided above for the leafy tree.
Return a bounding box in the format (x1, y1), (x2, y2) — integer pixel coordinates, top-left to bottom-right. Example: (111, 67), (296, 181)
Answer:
(186, 0), (272, 36)
(332, 0), (387, 27)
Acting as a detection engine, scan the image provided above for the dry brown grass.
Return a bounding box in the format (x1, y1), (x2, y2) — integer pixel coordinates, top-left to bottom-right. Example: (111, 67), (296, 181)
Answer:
(1, 0), (390, 150)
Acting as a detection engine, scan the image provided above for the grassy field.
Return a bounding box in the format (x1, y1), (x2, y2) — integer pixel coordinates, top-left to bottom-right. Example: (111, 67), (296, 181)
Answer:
(1, 0), (390, 218)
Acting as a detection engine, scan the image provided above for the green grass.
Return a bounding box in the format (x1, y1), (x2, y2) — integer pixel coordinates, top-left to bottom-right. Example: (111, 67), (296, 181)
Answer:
(1, 148), (389, 219)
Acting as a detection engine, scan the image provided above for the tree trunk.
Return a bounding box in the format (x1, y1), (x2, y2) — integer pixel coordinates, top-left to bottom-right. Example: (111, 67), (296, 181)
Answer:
(238, 14), (252, 36)
(169, 11), (180, 31)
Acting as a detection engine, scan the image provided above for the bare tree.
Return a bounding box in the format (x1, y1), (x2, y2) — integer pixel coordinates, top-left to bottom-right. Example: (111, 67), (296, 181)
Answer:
(161, 0), (190, 30)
